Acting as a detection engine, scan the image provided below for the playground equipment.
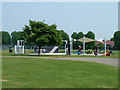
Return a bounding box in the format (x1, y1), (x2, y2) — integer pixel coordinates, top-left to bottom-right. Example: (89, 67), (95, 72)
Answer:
(72, 36), (96, 55)
(34, 46), (59, 53)
(14, 38), (107, 56)
(33, 40), (68, 55)
(15, 40), (25, 54)
(70, 36), (107, 56)
(62, 40), (68, 54)
(42, 40), (68, 55)
(14, 39), (68, 55)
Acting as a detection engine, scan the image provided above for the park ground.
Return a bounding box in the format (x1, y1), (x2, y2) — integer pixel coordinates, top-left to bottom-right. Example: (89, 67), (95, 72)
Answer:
(0, 49), (119, 88)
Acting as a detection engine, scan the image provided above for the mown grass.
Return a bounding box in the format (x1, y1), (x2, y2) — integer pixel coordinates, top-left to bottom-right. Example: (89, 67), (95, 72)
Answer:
(1, 49), (119, 58)
(2, 57), (118, 88)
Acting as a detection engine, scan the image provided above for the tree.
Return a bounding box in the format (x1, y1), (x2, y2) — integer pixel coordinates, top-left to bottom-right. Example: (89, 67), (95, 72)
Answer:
(58, 30), (69, 49)
(110, 37), (114, 41)
(85, 31), (95, 49)
(86, 31), (95, 39)
(58, 30), (69, 41)
(0, 31), (11, 45)
(77, 32), (84, 47)
(97, 43), (104, 49)
(114, 31), (120, 50)
(23, 20), (63, 55)
(71, 32), (84, 49)
(71, 32), (77, 39)
(11, 31), (24, 45)
(77, 32), (84, 39)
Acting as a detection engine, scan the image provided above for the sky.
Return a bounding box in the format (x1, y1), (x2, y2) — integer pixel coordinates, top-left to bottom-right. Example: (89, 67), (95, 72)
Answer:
(2, 2), (118, 40)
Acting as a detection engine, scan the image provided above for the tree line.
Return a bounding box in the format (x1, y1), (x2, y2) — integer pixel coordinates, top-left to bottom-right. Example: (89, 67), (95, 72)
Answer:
(71, 31), (120, 50)
(110, 31), (120, 50)
(0, 20), (69, 47)
(71, 31), (95, 49)
(1, 20), (120, 51)
(1, 30), (69, 45)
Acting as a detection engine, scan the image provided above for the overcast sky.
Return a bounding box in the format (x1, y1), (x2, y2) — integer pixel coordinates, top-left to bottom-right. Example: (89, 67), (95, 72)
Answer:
(2, 2), (118, 40)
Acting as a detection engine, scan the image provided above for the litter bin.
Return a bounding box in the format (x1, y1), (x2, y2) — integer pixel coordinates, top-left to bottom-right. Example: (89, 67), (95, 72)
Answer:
(9, 46), (12, 53)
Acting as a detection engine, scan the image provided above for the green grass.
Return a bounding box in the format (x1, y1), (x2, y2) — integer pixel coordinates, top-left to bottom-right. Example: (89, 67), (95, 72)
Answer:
(1, 49), (119, 58)
(2, 57), (118, 88)
(1, 50), (12, 56)
(11, 54), (118, 59)
(1, 49), (34, 56)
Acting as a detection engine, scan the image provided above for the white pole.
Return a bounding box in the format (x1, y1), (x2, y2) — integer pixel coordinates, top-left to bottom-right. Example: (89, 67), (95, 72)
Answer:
(70, 41), (72, 55)
(65, 44), (66, 54)
(23, 46), (24, 54)
(70, 38), (73, 55)
(15, 45), (16, 54)
(83, 36), (85, 55)
(71, 38), (73, 55)
(105, 37), (106, 56)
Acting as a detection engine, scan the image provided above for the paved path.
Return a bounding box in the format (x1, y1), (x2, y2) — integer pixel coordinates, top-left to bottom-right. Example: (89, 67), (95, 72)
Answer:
(1, 56), (119, 67)
(50, 57), (118, 67)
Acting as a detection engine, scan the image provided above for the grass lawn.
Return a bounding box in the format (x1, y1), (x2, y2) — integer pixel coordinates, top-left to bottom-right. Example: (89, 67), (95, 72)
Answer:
(2, 57), (118, 88)
(1, 49), (119, 58)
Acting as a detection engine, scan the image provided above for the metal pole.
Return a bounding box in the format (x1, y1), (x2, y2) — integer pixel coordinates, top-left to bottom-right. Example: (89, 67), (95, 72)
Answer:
(105, 37), (106, 56)
(71, 39), (73, 55)
(83, 36), (85, 55)
(70, 38), (73, 55)
(23, 46), (24, 54)
(15, 45), (16, 54)
(65, 44), (66, 54)
(17, 40), (19, 46)
(70, 41), (72, 55)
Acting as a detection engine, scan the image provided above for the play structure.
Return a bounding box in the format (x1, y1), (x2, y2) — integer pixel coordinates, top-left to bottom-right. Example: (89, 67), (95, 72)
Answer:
(34, 46), (59, 53)
(70, 36), (107, 56)
(14, 37), (109, 56)
(14, 40), (68, 55)
(33, 40), (68, 55)
(73, 36), (96, 55)
(15, 40), (25, 54)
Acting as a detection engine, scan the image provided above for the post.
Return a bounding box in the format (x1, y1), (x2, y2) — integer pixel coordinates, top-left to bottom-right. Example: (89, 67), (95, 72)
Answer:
(83, 36), (85, 55)
(70, 38), (73, 55)
(71, 38), (73, 55)
(70, 41), (72, 55)
(65, 43), (66, 54)
(104, 37), (106, 56)
(15, 45), (17, 54)
(23, 46), (24, 54)
(17, 40), (19, 46)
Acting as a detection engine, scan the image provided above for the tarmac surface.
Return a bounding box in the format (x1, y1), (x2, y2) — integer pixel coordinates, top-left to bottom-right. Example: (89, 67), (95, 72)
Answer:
(50, 57), (118, 67)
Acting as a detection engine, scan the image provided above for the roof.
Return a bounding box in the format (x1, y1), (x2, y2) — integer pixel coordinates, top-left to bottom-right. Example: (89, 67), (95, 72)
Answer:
(96, 41), (115, 45)
(96, 41), (104, 45)
(74, 37), (96, 43)
(106, 41), (114, 45)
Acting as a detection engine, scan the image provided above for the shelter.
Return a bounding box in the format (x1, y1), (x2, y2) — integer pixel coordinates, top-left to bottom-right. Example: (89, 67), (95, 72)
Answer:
(74, 37), (96, 43)
(73, 36), (106, 56)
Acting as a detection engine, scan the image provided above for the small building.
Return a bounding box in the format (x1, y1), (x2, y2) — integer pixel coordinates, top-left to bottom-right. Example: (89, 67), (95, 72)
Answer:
(96, 41), (104, 45)
(96, 40), (115, 49)
(106, 41), (115, 48)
